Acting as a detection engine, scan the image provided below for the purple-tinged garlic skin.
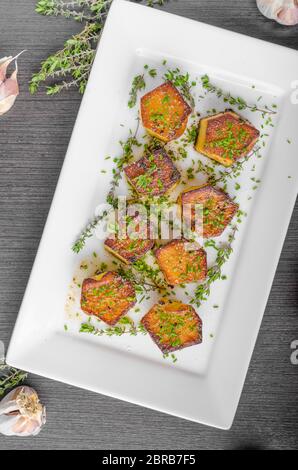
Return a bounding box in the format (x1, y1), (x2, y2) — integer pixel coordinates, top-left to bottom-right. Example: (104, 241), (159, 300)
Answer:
(257, 0), (298, 25)
(0, 51), (26, 116)
(0, 386), (46, 437)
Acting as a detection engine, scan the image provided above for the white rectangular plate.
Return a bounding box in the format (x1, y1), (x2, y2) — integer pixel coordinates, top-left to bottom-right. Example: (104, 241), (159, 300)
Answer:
(7, 0), (298, 429)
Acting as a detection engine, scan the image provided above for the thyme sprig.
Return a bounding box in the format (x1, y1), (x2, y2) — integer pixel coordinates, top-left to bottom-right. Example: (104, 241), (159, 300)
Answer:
(191, 226), (237, 308)
(0, 363), (28, 398)
(35, 0), (113, 21)
(209, 146), (262, 186)
(72, 121), (141, 253)
(107, 119), (142, 208)
(32, 1), (169, 94)
(30, 21), (101, 94)
(117, 264), (159, 293)
(133, 257), (168, 291)
(201, 75), (277, 116)
(80, 316), (147, 337)
(128, 75), (146, 108)
(128, 65), (159, 109)
(80, 318), (179, 362)
(193, 146), (261, 187)
(72, 210), (108, 253)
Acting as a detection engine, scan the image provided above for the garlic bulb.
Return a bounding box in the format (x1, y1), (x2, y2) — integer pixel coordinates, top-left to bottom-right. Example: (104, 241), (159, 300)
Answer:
(257, 0), (298, 25)
(0, 51), (25, 116)
(0, 386), (46, 436)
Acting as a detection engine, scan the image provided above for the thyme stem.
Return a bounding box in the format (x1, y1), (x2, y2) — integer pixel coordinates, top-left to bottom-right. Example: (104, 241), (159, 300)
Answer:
(201, 75), (277, 116)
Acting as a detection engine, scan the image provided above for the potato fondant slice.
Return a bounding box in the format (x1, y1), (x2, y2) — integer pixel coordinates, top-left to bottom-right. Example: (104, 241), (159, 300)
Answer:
(124, 148), (181, 196)
(195, 110), (259, 166)
(141, 81), (192, 142)
(81, 271), (136, 325)
(141, 300), (202, 353)
(179, 185), (238, 238)
(155, 239), (207, 286)
(104, 236), (154, 264)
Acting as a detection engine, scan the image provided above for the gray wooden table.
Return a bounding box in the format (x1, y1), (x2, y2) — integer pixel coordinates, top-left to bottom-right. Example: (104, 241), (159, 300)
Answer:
(0, 0), (297, 450)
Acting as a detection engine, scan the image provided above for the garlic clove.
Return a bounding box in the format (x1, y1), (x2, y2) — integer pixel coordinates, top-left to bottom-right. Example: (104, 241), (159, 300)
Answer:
(277, 4), (298, 24)
(0, 94), (18, 116)
(0, 386), (46, 437)
(256, 0), (298, 25)
(0, 51), (26, 116)
(0, 56), (13, 85)
(0, 63), (19, 116)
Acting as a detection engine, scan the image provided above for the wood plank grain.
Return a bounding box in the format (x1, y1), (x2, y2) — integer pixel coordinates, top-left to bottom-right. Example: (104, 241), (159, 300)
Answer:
(0, 0), (297, 450)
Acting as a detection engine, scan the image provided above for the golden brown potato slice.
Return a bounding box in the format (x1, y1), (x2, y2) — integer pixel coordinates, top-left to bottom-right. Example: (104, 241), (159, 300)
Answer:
(195, 110), (259, 166)
(124, 148), (181, 196)
(104, 237), (154, 264)
(141, 82), (192, 142)
(141, 300), (202, 353)
(179, 185), (238, 238)
(155, 239), (207, 286)
(104, 208), (154, 263)
(81, 271), (136, 325)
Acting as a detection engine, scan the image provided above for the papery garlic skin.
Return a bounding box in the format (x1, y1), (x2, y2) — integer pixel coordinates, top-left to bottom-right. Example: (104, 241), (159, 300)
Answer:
(0, 51), (25, 116)
(257, 0), (298, 25)
(0, 67), (19, 116)
(0, 386), (46, 437)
